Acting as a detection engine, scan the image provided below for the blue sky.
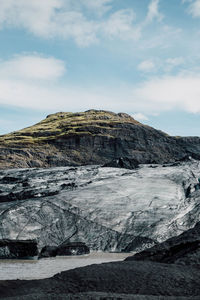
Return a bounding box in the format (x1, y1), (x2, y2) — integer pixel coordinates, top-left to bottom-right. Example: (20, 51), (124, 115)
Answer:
(0, 0), (200, 136)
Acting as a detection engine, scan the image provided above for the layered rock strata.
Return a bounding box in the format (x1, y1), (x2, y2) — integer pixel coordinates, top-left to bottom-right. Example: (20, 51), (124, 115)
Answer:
(1, 110), (200, 169)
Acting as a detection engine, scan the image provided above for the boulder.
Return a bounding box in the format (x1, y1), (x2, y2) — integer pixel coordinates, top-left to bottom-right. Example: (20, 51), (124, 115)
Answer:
(38, 246), (57, 259)
(39, 242), (90, 258)
(57, 242), (90, 256)
(103, 157), (139, 169)
(0, 239), (38, 259)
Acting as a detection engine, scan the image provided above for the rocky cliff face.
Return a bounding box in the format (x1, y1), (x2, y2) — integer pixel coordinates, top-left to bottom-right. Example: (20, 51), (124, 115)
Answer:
(1, 110), (200, 169)
(0, 160), (200, 252)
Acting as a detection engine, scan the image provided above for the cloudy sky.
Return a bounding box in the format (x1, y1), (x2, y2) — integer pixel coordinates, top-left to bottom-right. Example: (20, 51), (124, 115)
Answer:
(0, 0), (200, 135)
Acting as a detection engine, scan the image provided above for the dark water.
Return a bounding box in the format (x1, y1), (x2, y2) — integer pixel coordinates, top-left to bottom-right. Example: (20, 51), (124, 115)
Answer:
(0, 252), (132, 280)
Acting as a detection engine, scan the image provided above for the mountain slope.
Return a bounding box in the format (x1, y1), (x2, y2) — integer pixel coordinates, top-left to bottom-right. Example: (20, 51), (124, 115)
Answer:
(126, 222), (200, 265)
(0, 109), (200, 169)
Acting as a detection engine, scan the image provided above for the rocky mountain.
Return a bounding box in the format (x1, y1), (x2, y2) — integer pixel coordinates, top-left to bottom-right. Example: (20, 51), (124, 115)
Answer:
(0, 110), (200, 299)
(0, 160), (200, 252)
(1, 109), (200, 169)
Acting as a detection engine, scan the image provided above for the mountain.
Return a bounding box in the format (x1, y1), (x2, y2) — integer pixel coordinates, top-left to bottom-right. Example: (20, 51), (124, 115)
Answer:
(1, 110), (200, 299)
(1, 109), (200, 169)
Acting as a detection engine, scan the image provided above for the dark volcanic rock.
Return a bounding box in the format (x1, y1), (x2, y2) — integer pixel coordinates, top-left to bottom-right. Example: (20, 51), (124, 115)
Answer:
(2, 224), (200, 298)
(122, 236), (158, 252)
(0, 239), (38, 259)
(1, 224), (200, 297)
(39, 246), (57, 258)
(1, 110), (200, 169)
(0, 261), (200, 299)
(39, 242), (90, 258)
(4, 294), (200, 300)
(57, 242), (90, 256)
(103, 157), (139, 169)
(125, 222), (200, 265)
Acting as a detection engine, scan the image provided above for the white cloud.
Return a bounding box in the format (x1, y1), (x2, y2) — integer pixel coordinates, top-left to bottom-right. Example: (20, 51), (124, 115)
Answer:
(0, 1), (95, 46)
(51, 11), (99, 47)
(0, 0), (140, 46)
(0, 0), (165, 47)
(0, 54), (115, 110)
(138, 57), (184, 75)
(1, 57), (200, 115)
(0, 55), (66, 81)
(132, 113), (149, 121)
(186, 0), (200, 17)
(80, 0), (112, 16)
(102, 9), (140, 40)
(145, 0), (163, 24)
(1, 53), (200, 117)
(138, 60), (155, 72)
(0, 0), (101, 46)
(0, 79), (117, 112)
(166, 57), (184, 67)
(139, 25), (182, 50)
(165, 57), (184, 72)
(132, 74), (200, 113)
(0, 0), (63, 36)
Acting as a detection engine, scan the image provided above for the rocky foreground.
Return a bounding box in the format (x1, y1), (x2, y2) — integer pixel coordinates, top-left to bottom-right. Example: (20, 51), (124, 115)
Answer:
(0, 262), (199, 299)
(1, 110), (200, 169)
(0, 160), (200, 253)
(0, 223), (200, 299)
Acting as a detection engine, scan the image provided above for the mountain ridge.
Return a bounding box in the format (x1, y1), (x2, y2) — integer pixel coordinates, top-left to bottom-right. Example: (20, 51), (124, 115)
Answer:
(0, 109), (200, 169)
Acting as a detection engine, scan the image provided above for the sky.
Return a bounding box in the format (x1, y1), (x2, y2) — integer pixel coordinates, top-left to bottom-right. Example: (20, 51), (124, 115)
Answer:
(0, 0), (200, 136)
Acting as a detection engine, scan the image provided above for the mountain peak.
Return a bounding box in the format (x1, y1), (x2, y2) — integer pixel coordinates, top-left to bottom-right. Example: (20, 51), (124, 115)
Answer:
(45, 110), (136, 123)
(0, 109), (200, 169)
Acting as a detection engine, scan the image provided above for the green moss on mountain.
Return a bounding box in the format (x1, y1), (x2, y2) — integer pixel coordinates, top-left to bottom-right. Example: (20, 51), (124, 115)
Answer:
(1, 109), (200, 169)
(0, 110), (140, 146)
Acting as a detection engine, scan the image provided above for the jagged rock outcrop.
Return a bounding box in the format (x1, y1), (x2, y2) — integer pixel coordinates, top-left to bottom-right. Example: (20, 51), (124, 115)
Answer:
(0, 160), (200, 252)
(126, 222), (200, 265)
(39, 242), (90, 258)
(1, 110), (200, 169)
(103, 157), (139, 169)
(0, 239), (38, 259)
